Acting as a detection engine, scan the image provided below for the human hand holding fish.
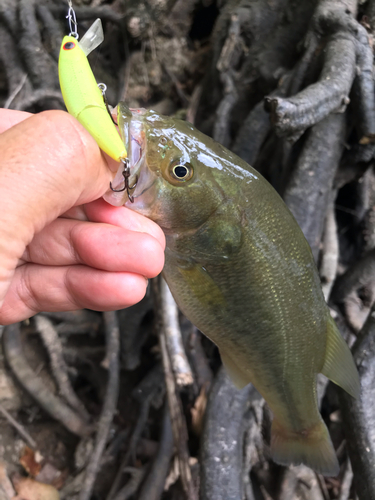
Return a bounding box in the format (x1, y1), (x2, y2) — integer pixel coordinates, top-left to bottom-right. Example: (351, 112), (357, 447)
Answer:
(0, 108), (165, 326)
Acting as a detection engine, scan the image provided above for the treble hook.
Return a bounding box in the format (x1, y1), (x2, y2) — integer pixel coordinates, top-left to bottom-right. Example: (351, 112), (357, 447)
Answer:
(67, 0), (79, 39)
(110, 159), (138, 203)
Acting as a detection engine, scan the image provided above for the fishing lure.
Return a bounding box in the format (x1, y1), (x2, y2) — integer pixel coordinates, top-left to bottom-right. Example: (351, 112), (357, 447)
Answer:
(58, 2), (127, 163)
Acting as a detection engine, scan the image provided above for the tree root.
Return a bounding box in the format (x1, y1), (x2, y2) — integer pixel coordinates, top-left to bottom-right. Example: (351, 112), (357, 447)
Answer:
(35, 315), (90, 422)
(339, 306), (375, 500)
(2, 323), (91, 437)
(284, 112), (346, 260)
(160, 279), (194, 388)
(155, 278), (198, 500)
(320, 196), (339, 300)
(0, 0), (17, 36)
(232, 99), (273, 167)
(18, 0), (58, 90)
(0, 25), (30, 101)
(331, 249), (375, 332)
(265, 34), (355, 141)
(265, 0), (374, 142)
(106, 365), (165, 500)
(117, 294), (153, 371)
(138, 402), (174, 500)
(36, 4), (63, 62)
(0, 402), (37, 449)
(78, 311), (120, 500)
(111, 467), (147, 500)
(12, 89), (64, 111)
(0, 0), (64, 111)
(338, 459), (353, 500)
(335, 142), (375, 189)
(200, 367), (260, 500)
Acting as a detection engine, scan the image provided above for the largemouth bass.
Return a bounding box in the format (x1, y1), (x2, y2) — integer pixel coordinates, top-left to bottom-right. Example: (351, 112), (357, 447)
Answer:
(104, 104), (360, 476)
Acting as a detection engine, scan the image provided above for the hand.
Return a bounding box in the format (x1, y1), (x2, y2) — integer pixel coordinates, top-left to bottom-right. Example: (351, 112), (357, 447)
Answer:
(0, 109), (165, 325)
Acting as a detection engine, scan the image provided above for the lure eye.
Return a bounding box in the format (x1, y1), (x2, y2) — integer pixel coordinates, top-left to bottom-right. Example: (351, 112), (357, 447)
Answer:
(169, 162), (194, 182)
(63, 41), (76, 50)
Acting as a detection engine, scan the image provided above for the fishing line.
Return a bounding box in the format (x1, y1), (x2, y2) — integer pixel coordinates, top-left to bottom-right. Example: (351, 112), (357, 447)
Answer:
(66, 0), (79, 39)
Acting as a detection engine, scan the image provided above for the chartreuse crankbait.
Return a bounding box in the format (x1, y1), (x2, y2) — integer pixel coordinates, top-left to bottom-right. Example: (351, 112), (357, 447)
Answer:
(58, 3), (126, 163)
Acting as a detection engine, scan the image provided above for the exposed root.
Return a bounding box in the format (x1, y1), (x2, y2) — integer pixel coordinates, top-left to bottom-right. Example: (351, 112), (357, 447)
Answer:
(138, 403), (174, 500)
(0, 402), (37, 449)
(35, 315), (90, 422)
(265, 0), (374, 142)
(78, 311), (120, 500)
(200, 367), (261, 500)
(339, 305), (375, 500)
(155, 278), (198, 500)
(332, 249), (375, 332)
(3, 323), (91, 437)
(284, 113), (346, 260)
(160, 279), (194, 388)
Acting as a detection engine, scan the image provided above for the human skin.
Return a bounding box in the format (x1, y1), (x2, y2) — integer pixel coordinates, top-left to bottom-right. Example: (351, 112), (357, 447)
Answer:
(0, 109), (165, 325)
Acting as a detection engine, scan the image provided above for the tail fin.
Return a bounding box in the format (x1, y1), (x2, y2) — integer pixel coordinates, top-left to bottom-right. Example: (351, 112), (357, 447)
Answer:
(271, 419), (339, 477)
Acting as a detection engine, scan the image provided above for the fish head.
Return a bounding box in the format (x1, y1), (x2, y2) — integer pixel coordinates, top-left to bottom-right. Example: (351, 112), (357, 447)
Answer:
(104, 102), (226, 233)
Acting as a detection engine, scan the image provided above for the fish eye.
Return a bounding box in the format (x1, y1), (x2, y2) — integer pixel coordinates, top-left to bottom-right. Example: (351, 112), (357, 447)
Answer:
(63, 41), (76, 50)
(170, 162), (193, 181)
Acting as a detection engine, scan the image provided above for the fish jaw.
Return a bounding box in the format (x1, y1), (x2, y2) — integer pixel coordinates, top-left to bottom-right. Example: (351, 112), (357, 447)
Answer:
(103, 104), (157, 209)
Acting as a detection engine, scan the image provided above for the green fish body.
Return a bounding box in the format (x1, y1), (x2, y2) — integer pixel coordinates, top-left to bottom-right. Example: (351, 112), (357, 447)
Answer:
(104, 104), (360, 476)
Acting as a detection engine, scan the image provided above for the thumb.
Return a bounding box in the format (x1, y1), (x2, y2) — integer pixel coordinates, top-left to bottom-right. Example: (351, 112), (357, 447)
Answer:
(0, 110), (114, 244)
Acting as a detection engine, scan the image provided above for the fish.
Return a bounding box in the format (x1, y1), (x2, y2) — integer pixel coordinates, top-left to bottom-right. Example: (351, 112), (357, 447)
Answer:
(103, 103), (360, 476)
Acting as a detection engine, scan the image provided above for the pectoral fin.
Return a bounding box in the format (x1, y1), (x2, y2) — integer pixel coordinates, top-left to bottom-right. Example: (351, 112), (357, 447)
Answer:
(178, 265), (226, 308)
(320, 315), (360, 398)
(220, 351), (250, 389)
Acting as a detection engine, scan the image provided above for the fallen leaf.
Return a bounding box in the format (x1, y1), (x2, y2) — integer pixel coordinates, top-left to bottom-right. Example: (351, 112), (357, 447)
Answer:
(19, 448), (42, 477)
(191, 385), (207, 435)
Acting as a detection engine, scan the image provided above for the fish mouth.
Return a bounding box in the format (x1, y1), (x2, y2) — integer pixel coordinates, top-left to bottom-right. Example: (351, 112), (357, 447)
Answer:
(103, 103), (155, 208)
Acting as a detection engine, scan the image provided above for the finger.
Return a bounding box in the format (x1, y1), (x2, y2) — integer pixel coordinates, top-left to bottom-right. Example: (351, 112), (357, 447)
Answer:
(60, 206), (88, 221)
(22, 218), (164, 278)
(0, 109), (31, 134)
(0, 264), (148, 325)
(85, 198), (166, 250)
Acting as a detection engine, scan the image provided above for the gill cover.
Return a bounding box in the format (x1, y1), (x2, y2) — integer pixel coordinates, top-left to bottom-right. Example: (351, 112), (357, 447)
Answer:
(58, 19), (127, 162)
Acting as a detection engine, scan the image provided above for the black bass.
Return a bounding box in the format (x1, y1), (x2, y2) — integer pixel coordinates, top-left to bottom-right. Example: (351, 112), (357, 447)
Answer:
(104, 104), (359, 476)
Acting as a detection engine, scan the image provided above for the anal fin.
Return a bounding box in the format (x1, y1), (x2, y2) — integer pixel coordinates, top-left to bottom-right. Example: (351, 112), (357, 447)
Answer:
(220, 350), (250, 389)
(320, 315), (360, 398)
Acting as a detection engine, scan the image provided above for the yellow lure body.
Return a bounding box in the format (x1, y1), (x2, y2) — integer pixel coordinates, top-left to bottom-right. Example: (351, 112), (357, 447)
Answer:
(58, 35), (127, 162)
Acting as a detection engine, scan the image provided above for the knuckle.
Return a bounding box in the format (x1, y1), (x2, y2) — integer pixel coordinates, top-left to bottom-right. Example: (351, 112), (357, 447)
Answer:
(37, 110), (100, 171)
